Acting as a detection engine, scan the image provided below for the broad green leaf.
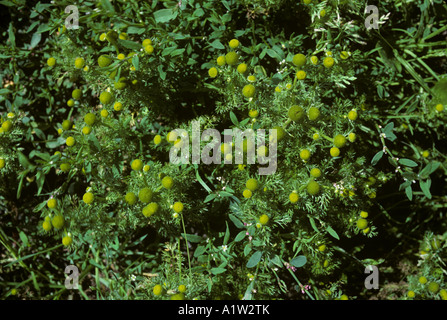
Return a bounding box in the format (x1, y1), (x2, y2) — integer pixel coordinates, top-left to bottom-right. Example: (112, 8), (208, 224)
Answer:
(308, 216), (319, 233)
(171, 33), (187, 40)
(210, 267), (226, 275)
(221, 13), (231, 24)
(19, 231), (29, 246)
(405, 185), (413, 201)
(371, 151), (384, 165)
(271, 45), (285, 59)
(8, 23), (15, 48)
(270, 255), (283, 267)
(88, 134), (101, 151)
(243, 280), (255, 300)
(219, 191), (234, 198)
(194, 245), (206, 257)
(210, 39), (225, 50)
(30, 32), (41, 49)
(266, 49), (281, 60)
(326, 226), (340, 240)
(419, 179), (432, 199)
(33, 200), (47, 212)
(229, 200), (242, 214)
(154, 8), (177, 23)
(229, 213), (244, 229)
(247, 251), (262, 268)
(35, 171), (45, 195)
(29, 151), (50, 162)
(132, 54), (139, 71)
(17, 172), (26, 199)
(187, 58), (197, 65)
(221, 0), (231, 11)
(399, 158), (418, 167)
(244, 243), (252, 256)
(399, 180), (412, 191)
(235, 29), (247, 37)
(259, 48), (267, 59)
(0, 1), (15, 7)
(377, 85), (384, 99)
(247, 225), (256, 236)
(158, 64), (166, 80)
(101, 0), (115, 13)
(229, 111), (239, 126)
(17, 151), (33, 169)
(171, 48), (185, 57)
(240, 118), (250, 126)
(117, 39), (141, 51)
(34, 128), (45, 140)
(386, 131), (397, 141)
(204, 193), (218, 203)
(223, 222), (230, 245)
(290, 255), (307, 268)
(127, 26), (145, 34)
(162, 46), (177, 56)
(419, 161), (440, 179)
(383, 122), (394, 135)
(207, 278), (213, 293)
(36, 23), (51, 33)
(197, 255), (207, 264)
(235, 230), (246, 242)
(181, 233), (203, 243)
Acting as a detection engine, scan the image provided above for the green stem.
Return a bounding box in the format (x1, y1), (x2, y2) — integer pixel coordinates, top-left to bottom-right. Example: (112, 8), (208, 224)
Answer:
(178, 238), (182, 281)
(180, 213), (192, 275)
(283, 118), (292, 129)
(311, 127), (333, 142)
(270, 268), (287, 294)
(375, 123), (403, 175)
(384, 115), (421, 119)
(250, 20), (256, 52)
(298, 184), (307, 193)
(292, 70), (298, 88)
(286, 267), (315, 300)
(95, 249), (101, 299)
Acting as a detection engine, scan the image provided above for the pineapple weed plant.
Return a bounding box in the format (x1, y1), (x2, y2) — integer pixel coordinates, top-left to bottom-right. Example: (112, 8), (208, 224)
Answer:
(1, 0), (447, 301)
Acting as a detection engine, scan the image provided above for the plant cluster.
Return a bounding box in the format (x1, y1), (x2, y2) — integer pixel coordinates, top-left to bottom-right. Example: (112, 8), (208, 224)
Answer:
(1, 0), (446, 300)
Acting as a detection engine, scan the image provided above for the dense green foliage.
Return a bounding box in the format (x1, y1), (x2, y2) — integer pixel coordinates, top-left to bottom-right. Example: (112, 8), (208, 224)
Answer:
(1, 0), (446, 300)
